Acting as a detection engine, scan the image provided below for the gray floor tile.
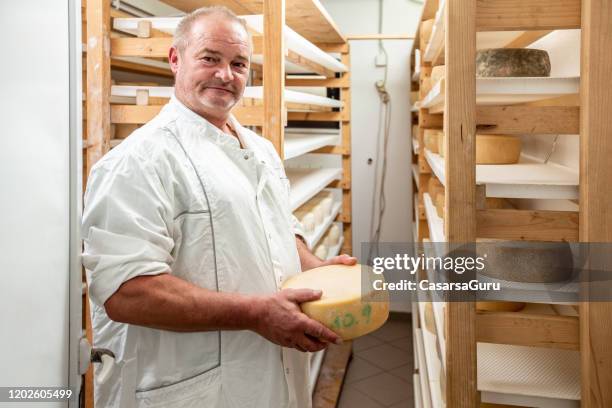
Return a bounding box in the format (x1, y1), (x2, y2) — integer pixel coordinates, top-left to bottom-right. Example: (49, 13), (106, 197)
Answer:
(344, 356), (384, 384)
(353, 334), (384, 353)
(352, 372), (413, 407)
(337, 384), (384, 408)
(388, 400), (415, 408)
(369, 319), (412, 342)
(358, 343), (413, 371)
(389, 337), (413, 352)
(388, 364), (413, 383)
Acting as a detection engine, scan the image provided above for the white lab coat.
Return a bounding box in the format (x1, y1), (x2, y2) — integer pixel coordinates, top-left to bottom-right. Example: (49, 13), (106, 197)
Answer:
(82, 95), (311, 408)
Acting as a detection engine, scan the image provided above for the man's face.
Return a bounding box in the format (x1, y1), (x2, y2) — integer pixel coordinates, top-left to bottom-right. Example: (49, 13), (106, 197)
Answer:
(170, 17), (251, 118)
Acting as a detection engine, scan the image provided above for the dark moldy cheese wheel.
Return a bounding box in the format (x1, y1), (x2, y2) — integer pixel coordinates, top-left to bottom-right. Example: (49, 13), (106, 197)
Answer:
(476, 48), (551, 77)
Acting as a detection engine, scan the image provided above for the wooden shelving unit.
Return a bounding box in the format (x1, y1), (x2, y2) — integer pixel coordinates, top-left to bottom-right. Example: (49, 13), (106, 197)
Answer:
(83, 0), (353, 406)
(409, 0), (612, 407)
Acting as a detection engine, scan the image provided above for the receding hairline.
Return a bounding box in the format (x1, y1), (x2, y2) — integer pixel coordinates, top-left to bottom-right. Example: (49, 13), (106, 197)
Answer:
(173, 6), (252, 53)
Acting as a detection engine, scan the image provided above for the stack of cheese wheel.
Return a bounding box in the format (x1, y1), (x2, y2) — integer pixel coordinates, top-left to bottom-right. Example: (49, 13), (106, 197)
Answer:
(294, 209), (315, 233)
(424, 129), (442, 154)
(476, 134), (522, 164)
(314, 243), (328, 260)
(281, 264), (390, 340)
(430, 65), (445, 86)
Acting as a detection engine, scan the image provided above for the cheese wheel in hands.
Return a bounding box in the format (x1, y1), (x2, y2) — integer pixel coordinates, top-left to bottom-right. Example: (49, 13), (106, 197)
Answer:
(281, 264), (390, 340)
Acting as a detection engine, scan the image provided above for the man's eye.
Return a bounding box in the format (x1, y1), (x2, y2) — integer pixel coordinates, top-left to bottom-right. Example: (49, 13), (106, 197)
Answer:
(233, 62), (247, 69)
(202, 56), (217, 63)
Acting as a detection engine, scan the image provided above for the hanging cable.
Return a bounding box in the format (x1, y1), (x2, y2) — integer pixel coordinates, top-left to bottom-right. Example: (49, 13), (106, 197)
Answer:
(368, 0), (392, 263)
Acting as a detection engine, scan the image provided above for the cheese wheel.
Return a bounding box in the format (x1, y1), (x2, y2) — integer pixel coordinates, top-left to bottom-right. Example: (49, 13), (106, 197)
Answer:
(420, 19), (434, 52)
(424, 129), (441, 153)
(476, 301), (526, 312)
(314, 244), (328, 259)
(296, 211), (315, 232)
(281, 264), (390, 340)
(430, 65), (445, 85)
(328, 224), (341, 243)
(302, 203), (324, 224)
(319, 197), (333, 216)
(476, 48), (551, 77)
(476, 134), (521, 164)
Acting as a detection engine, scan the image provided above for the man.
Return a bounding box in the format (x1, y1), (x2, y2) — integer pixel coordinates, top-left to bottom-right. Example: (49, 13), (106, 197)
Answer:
(82, 6), (355, 408)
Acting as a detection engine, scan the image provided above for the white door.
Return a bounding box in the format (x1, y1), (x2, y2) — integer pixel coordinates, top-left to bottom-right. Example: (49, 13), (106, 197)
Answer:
(0, 0), (82, 407)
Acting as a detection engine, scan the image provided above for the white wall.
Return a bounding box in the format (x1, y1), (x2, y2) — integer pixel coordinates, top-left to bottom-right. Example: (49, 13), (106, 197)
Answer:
(321, 0), (422, 261)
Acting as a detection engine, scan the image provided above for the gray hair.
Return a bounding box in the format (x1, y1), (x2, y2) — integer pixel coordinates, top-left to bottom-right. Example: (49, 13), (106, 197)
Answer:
(173, 6), (251, 53)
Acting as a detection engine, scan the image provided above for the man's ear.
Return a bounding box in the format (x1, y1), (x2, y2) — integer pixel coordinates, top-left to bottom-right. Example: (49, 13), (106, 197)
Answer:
(169, 46), (180, 75)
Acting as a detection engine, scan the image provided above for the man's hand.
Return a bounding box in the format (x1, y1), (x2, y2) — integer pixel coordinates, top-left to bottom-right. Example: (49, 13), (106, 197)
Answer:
(252, 288), (342, 352)
(319, 253), (358, 267)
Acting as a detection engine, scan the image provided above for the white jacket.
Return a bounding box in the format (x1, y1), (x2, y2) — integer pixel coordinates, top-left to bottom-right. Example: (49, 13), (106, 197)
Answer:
(82, 96), (310, 408)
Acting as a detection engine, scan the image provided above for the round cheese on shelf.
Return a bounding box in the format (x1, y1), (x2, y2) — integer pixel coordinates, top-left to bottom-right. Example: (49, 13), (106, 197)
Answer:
(319, 197), (333, 216)
(302, 203), (324, 225)
(430, 65), (445, 85)
(476, 48), (551, 77)
(476, 134), (521, 164)
(328, 224), (341, 244)
(314, 244), (328, 259)
(281, 264), (390, 340)
(296, 211), (315, 232)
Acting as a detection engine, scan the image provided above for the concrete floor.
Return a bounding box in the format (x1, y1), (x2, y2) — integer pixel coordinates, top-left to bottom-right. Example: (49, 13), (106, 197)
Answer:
(338, 314), (414, 408)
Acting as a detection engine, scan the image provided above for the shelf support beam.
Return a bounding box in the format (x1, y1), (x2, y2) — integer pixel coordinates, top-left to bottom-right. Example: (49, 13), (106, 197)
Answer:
(444, 0), (478, 406)
(476, 106), (580, 135)
(476, 0), (581, 31)
(580, 0), (612, 406)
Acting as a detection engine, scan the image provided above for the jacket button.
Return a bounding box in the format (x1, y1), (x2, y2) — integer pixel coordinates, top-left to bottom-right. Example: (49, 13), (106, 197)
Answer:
(244, 154), (249, 160)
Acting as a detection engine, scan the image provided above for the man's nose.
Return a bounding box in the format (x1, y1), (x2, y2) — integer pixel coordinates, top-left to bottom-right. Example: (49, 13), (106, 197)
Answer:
(214, 64), (234, 82)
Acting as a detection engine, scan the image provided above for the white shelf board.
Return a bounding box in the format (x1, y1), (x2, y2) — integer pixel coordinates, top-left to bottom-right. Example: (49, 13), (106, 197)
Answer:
(110, 85), (343, 108)
(423, 0), (444, 62)
(424, 149), (579, 200)
(304, 201), (342, 250)
(284, 130), (340, 160)
(479, 343), (580, 407)
(412, 164), (420, 189)
(417, 301), (445, 408)
(411, 104), (419, 113)
(287, 167), (342, 210)
(113, 16), (347, 74)
(421, 77), (579, 111)
(414, 374), (423, 408)
(308, 350), (325, 394)
(415, 328), (433, 408)
(325, 224), (344, 259)
(423, 193), (445, 242)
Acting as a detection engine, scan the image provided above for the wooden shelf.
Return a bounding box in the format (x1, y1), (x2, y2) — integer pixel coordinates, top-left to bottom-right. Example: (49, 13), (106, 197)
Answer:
(286, 167), (342, 210)
(424, 148), (579, 200)
(412, 164), (420, 189)
(161, 0), (346, 44)
(284, 129), (340, 160)
(113, 16), (347, 76)
(423, 193), (445, 242)
(422, 77), (579, 113)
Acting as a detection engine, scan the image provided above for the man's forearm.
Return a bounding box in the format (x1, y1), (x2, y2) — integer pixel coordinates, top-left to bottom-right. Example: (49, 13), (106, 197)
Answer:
(296, 236), (325, 271)
(104, 273), (264, 332)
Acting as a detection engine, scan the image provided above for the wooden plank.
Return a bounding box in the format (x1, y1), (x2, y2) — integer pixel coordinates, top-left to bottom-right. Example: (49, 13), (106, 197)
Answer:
(580, 0), (612, 406)
(163, 0), (346, 44)
(263, 0), (285, 157)
(476, 105), (580, 135)
(312, 342), (353, 407)
(503, 30), (552, 48)
(287, 50), (334, 78)
(476, 209), (579, 242)
(315, 42), (349, 53)
(111, 105), (264, 126)
(287, 111), (344, 121)
(110, 58), (173, 77)
(111, 37), (172, 58)
(476, 311), (579, 351)
(285, 76), (349, 88)
(419, 109), (443, 129)
(476, 0), (581, 31)
(346, 34), (414, 40)
(312, 145), (349, 155)
(86, 0), (111, 174)
(445, 1), (478, 406)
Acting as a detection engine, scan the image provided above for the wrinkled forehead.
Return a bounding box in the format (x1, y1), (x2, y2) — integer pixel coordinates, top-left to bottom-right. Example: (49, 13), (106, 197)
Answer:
(186, 16), (251, 55)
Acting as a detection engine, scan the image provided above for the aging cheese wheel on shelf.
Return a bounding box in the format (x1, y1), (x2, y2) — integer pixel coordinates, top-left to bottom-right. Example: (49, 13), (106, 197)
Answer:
(476, 134), (522, 164)
(476, 48), (551, 77)
(281, 264), (390, 340)
(419, 19), (434, 52)
(424, 129), (441, 153)
(430, 65), (445, 86)
(314, 244), (328, 259)
(477, 240), (574, 283)
(295, 211), (315, 233)
(302, 202), (324, 224)
(328, 224), (341, 245)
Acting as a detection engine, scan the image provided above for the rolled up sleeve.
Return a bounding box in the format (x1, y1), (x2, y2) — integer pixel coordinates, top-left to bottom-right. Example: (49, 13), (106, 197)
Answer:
(82, 152), (174, 307)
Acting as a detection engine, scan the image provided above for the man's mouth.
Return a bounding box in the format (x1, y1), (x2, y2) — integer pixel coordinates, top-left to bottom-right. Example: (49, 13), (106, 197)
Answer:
(206, 87), (234, 95)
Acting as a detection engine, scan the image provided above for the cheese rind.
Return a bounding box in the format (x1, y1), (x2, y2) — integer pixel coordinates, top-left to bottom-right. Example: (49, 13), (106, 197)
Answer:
(281, 264), (390, 340)
(476, 48), (551, 77)
(476, 134), (521, 164)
